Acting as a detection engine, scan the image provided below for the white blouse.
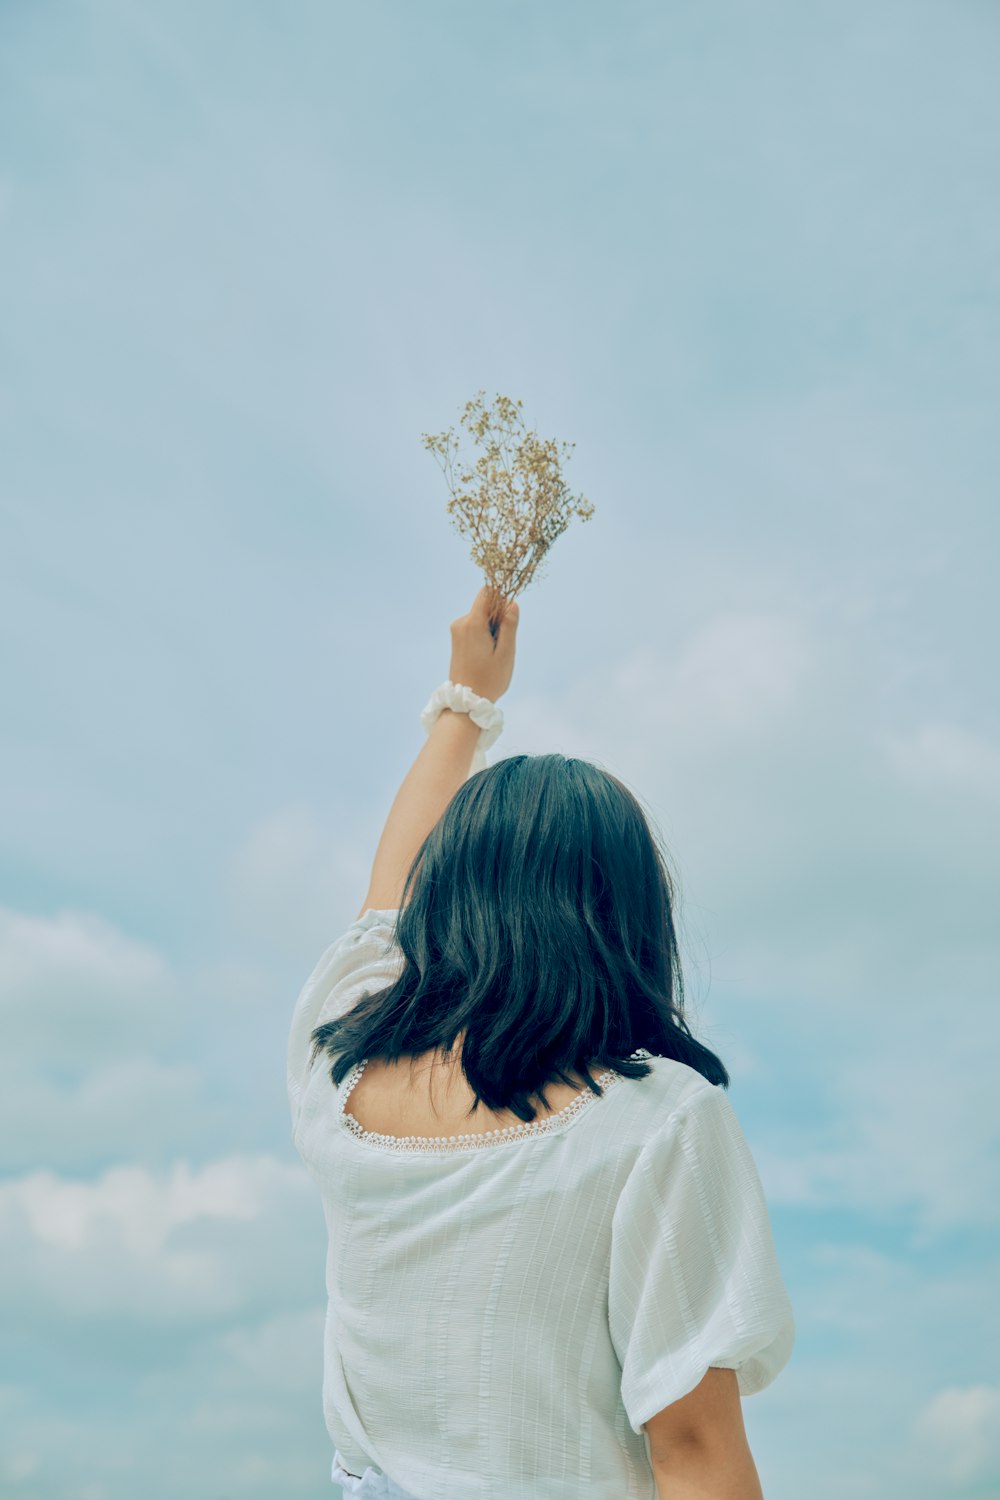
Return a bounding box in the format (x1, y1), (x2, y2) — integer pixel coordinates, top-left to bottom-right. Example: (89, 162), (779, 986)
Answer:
(287, 908), (795, 1500)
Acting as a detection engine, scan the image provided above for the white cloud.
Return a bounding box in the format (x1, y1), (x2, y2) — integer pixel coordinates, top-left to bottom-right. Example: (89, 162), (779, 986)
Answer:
(913, 1385), (1000, 1486)
(734, 987), (1000, 1237)
(0, 1056), (206, 1174)
(200, 1307), (324, 1398)
(834, 1013), (1000, 1239)
(0, 1155), (318, 1324)
(666, 611), (809, 736)
(0, 1307), (330, 1499)
(0, 905), (223, 1172)
(597, 611), (810, 746)
(13, 1156), (287, 1253)
(0, 902), (306, 1173)
(0, 906), (177, 1058)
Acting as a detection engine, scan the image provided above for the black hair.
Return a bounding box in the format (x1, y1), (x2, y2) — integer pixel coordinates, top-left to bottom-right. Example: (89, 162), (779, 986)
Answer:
(310, 753), (729, 1125)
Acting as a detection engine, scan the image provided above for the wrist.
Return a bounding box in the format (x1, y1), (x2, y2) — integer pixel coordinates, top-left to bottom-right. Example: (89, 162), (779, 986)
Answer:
(420, 679), (504, 772)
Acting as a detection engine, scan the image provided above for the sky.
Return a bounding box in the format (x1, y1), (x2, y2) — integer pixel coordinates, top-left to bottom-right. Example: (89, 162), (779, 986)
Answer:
(1, 1), (998, 1496)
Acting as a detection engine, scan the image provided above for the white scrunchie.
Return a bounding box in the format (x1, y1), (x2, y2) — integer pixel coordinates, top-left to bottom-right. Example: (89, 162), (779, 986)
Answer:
(420, 679), (504, 776)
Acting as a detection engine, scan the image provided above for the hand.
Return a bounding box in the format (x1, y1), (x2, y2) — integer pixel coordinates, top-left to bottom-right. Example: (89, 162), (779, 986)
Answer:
(448, 585), (520, 703)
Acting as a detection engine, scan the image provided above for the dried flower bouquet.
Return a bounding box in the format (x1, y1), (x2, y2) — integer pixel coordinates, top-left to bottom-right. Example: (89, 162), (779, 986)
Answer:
(422, 391), (595, 639)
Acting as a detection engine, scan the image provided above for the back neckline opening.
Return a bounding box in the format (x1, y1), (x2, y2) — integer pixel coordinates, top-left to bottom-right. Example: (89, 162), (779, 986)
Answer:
(337, 1049), (654, 1155)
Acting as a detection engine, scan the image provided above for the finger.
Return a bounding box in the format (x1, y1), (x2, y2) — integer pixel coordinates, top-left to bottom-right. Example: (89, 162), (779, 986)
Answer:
(477, 586), (517, 618)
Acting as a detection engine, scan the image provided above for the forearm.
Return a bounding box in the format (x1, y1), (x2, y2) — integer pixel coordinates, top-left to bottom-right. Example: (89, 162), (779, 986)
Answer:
(652, 1438), (765, 1500)
(362, 709), (481, 908)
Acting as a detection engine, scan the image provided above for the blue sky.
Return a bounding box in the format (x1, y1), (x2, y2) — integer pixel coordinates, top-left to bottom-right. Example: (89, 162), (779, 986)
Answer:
(2, 1), (998, 1496)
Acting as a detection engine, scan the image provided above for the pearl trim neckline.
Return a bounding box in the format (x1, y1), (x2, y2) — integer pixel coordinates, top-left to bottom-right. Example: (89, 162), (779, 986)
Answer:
(338, 1049), (654, 1154)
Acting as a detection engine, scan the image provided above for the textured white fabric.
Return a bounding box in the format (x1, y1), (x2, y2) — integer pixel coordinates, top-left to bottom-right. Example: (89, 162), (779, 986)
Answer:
(332, 1447), (415, 1497)
(419, 679), (504, 775)
(288, 908), (795, 1500)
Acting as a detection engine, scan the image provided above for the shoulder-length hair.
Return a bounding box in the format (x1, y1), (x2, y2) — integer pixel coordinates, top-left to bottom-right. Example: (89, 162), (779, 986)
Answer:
(311, 753), (729, 1123)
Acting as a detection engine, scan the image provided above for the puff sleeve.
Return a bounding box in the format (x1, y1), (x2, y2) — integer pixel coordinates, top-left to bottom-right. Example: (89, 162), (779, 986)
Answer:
(286, 907), (403, 1138)
(608, 1081), (795, 1435)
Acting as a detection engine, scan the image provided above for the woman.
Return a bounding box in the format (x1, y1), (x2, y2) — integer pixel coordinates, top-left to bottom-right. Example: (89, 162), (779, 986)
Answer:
(287, 587), (795, 1499)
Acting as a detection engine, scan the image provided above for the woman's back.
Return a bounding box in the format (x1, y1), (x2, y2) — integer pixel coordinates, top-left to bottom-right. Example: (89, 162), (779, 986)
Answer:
(288, 909), (795, 1500)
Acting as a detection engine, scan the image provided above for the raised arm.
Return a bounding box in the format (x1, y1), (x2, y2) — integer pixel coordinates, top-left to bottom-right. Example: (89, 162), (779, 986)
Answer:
(357, 586), (519, 918)
(357, 710), (481, 917)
